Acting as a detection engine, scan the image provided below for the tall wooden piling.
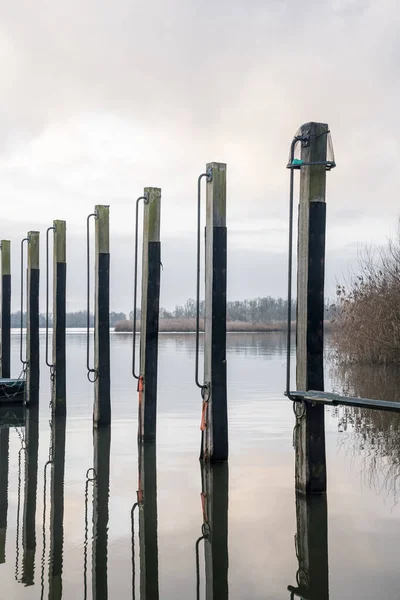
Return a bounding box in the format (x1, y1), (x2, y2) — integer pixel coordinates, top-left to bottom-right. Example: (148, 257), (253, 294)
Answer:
(26, 232), (40, 406)
(1, 241), (11, 378)
(0, 429), (9, 564)
(201, 163), (228, 463)
(92, 427), (111, 599)
(138, 188), (161, 443)
(94, 206), (110, 427)
(200, 462), (229, 599)
(138, 442), (159, 599)
(295, 122), (328, 494)
(49, 417), (66, 600)
(52, 221), (67, 417)
(22, 406), (39, 585)
(288, 493), (329, 599)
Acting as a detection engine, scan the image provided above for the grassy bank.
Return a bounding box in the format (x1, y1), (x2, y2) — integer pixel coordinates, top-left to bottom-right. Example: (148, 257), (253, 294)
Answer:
(114, 318), (289, 333)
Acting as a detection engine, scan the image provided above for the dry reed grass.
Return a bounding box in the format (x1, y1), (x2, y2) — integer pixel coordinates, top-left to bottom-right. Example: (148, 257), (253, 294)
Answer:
(114, 318), (289, 333)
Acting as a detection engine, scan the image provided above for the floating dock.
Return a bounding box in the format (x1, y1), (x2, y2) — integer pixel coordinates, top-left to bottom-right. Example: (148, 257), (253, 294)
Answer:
(0, 379), (25, 403)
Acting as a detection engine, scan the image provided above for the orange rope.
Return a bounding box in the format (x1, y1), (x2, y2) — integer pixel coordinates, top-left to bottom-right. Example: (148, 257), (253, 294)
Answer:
(200, 492), (208, 523)
(137, 375), (144, 393)
(200, 399), (208, 431)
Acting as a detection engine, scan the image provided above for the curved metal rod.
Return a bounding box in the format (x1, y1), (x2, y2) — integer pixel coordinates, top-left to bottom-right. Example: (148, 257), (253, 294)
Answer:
(86, 212), (98, 382)
(20, 237), (29, 369)
(45, 226), (55, 369)
(195, 172), (211, 389)
(132, 195), (148, 380)
(286, 137), (305, 397)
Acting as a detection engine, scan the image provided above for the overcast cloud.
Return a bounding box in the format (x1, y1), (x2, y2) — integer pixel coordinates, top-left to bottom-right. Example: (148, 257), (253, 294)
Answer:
(1, 0), (399, 312)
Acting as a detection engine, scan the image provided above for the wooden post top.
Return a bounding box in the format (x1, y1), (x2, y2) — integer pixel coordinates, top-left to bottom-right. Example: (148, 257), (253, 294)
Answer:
(206, 162), (226, 228)
(1, 241), (10, 276)
(299, 123), (329, 204)
(53, 220), (66, 263)
(143, 188), (161, 243)
(28, 231), (40, 270)
(95, 205), (109, 254)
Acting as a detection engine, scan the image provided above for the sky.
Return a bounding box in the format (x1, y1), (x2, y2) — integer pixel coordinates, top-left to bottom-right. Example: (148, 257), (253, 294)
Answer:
(1, 0), (399, 313)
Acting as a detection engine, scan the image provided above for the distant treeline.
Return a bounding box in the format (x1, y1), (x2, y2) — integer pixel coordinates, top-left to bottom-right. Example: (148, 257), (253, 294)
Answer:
(158, 297), (334, 323)
(11, 310), (126, 328)
(10, 297), (335, 329)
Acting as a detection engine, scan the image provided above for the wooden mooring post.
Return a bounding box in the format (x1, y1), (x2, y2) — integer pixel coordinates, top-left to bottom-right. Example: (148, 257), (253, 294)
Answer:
(201, 163), (228, 463)
(288, 493), (329, 599)
(94, 206), (111, 427)
(22, 406), (39, 585)
(52, 221), (67, 417)
(0, 428), (9, 563)
(92, 427), (111, 599)
(200, 462), (229, 599)
(1, 241), (11, 379)
(49, 417), (66, 599)
(137, 442), (159, 599)
(26, 232), (40, 407)
(138, 188), (161, 443)
(295, 122), (328, 494)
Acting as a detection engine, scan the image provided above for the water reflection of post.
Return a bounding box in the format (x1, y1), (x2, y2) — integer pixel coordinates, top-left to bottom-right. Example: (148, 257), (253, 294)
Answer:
(48, 417), (66, 600)
(92, 427), (111, 600)
(0, 428), (9, 563)
(198, 462), (229, 600)
(137, 442), (159, 600)
(22, 405), (39, 586)
(288, 493), (329, 600)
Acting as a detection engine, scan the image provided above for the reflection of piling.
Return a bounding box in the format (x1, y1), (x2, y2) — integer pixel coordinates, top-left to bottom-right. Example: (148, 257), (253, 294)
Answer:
(26, 232), (40, 406)
(22, 406), (39, 586)
(138, 188), (161, 443)
(49, 417), (66, 600)
(1, 241), (11, 378)
(52, 222), (67, 417)
(0, 428), (9, 563)
(201, 163), (228, 463)
(288, 493), (329, 599)
(94, 206), (111, 427)
(92, 427), (111, 599)
(137, 442), (159, 599)
(200, 461), (229, 599)
(295, 122), (327, 494)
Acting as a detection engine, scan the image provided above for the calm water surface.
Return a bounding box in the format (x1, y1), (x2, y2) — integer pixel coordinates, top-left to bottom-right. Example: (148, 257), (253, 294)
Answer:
(1, 331), (400, 599)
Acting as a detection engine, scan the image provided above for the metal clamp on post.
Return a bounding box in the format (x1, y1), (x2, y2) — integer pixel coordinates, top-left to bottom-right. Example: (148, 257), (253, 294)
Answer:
(86, 212), (98, 383)
(45, 225), (56, 379)
(132, 193), (149, 387)
(19, 236), (29, 374)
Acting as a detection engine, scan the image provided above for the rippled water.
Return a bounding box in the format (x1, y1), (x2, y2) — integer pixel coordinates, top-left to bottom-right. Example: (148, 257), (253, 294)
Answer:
(1, 331), (400, 599)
